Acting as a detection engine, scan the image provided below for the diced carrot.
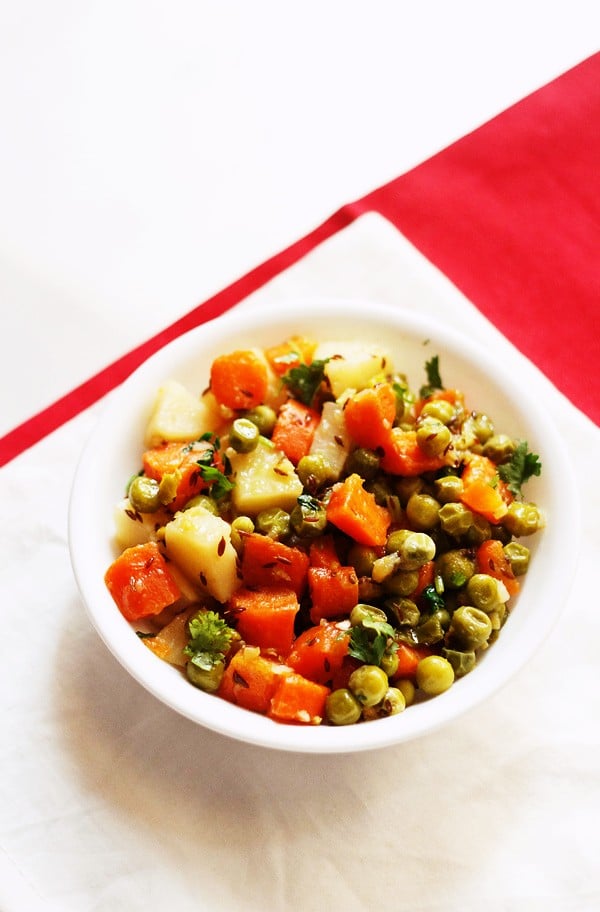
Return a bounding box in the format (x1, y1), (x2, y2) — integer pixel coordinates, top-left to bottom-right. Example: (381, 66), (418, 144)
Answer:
(240, 533), (309, 598)
(308, 565), (359, 624)
(390, 642), (433, 682)
(228, 586), (299, 656)
(268, 673), (330, 724)
(343, 383), (397, 450)
(287, 621), (351, 685)
(210, 349), (269, 410)
(326, 473), (391, 547)
(104, 541), (182, 622)
(460, 454), (512, 523)
(308, 534), (341, 570)
(217, 646), (282, 714)
(379, 428), (447, 476)
(271, 398), (321, 465)
(265, 336), (317, 376)
(461, 478), (508, 523)
(142, 439), (222, 512)
(476, 539), (520, 597)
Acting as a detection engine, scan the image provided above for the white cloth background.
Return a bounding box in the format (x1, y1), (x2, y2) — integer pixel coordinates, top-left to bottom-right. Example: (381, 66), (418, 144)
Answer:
(2, 214), (599, 912)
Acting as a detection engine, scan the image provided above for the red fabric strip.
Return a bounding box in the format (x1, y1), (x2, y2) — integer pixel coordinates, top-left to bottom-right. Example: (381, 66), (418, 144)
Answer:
(363, 53), (600, 426)
(1, 53), (598, 467)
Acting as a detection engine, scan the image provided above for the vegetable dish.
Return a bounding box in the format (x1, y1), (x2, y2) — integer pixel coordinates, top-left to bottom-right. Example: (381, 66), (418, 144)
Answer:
(104, 335), (544, 726)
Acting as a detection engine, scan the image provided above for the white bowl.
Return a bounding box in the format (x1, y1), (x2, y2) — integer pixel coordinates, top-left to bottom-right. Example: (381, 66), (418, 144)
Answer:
(69, 299), (579, 753)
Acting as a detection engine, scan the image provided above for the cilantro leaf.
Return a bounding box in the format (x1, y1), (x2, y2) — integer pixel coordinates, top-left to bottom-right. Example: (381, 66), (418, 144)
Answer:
(197, 464), (235, 500)
(281, 359), (329, 406)
(419, 354), (444, 399)
(497, 440), (542, 497)
(421, 584), (445, 614)
(348, 617), (397, 666)
(184, 610), (235, 670)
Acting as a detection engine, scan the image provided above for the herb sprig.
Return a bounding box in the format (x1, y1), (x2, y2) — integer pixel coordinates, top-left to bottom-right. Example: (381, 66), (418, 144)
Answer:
(281, 359), (329, 406)
(349, 616), (397, 666)
(497, 440), (542, 497)
(419, 354), (444, 399)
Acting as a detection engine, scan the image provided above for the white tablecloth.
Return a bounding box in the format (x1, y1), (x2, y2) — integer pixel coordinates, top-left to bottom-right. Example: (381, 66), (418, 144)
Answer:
(2, 5), (600, 909)
(2, 213), (599, 912)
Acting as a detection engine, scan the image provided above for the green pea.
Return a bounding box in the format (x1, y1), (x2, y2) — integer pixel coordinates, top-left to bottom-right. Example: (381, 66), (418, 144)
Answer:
(296, 454), (337, 491)
(290, 499), (327, 538)
(483, 433), (515, 463)
(435, 549), (475, 589)
(379, 687), (406, 717)
(395, 476), (425, 506)
(377, 650), (398, 679)
(441, 647), (476, 678)
(348, 665), (389, 707)
(349, 603), (388, 627)
(416, 655), (455, 695)
(128, 474), (161, 513)
(420, 399), (455, 425)
(434, 475), (464, 504)
(347, 544), (381, 577)
(413, 613), (446, 645)
(344, 447), (381, 480)
(358, 577), (384, 604)
(255, 507), (290, 540)
(464, 514), (492, 546)
(325, 688), (362, 725)
(365, 477), (394, 506)
(395, 678), (415, 706)
(503, 541), (530, 575)
(229, 417), (260, 453)
(447, 605), (493, 650)
(384, 569), (420, 597)
(438, 502), (473, 537)
(186, 659), (225, 693)
(386, 597), (421, 627)
(470, 412), (495, 443)
(243, 405), (277, 437)
(406, 493), (441, 531)
(502, 502), (543, 537)
(466, 573), (503, 612)
(416, 419), (452, 457)
(386, 530), (436, 570)
(230, 515), (254, 554)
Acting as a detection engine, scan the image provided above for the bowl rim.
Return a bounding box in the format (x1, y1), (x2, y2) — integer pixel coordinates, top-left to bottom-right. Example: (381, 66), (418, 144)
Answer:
(69, 297), (580, 753)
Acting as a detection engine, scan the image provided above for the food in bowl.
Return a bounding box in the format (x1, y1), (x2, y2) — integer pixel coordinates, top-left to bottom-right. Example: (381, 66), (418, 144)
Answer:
(103, 331), (544, 728)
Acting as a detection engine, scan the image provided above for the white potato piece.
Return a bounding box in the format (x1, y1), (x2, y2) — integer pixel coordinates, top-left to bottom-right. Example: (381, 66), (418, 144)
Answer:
(164, 506), (241, 603)
(308, 401), (351, 479)
(113, 498), (172, 550)
(144, 380), (222, 447)
(228, 439), (303, 516)
(312, 341), (392, 398)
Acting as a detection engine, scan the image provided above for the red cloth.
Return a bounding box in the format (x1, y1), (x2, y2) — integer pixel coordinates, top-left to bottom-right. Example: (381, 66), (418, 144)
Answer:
(1, 53), (598, 467)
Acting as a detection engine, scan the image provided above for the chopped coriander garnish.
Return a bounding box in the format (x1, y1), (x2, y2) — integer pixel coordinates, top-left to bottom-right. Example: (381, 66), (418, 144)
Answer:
(497, 440), (542, 497)
(281, 359), (329, 406)
(349, 616), (397, 666)
(419, 354), (444, 399)
(184, 610), (235, 670)
(197, 464), (235, 500)
(421, 584), (446, 614)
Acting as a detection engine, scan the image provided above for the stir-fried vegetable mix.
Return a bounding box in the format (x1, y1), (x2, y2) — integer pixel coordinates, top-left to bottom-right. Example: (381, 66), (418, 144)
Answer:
(104, 336), (544, 726)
